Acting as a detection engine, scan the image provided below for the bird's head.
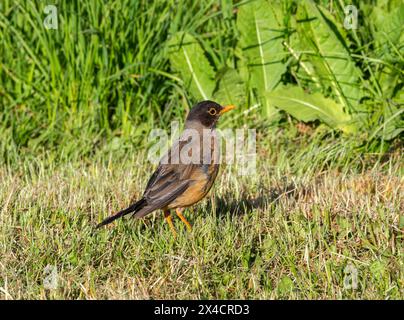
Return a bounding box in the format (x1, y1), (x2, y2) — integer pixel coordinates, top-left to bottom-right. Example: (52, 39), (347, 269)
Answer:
(185, 100), (235, 128)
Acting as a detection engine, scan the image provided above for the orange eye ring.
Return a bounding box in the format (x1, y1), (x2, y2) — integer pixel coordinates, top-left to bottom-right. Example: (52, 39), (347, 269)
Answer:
(208, 108), (217, 116)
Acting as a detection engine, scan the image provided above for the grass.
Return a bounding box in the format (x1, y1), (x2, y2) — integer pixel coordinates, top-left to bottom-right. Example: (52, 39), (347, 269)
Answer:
(1, 131), (402, 299)
(0, 0), (403, 300)
(0, 0), (238, 153)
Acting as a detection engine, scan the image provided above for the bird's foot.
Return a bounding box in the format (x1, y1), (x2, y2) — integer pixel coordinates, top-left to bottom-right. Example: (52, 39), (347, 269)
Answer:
(176, 209), (192, 232)
(164, 210), (177, 238)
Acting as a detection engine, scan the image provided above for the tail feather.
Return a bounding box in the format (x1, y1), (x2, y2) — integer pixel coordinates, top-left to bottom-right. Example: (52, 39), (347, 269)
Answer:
(96, 198), (146, 228)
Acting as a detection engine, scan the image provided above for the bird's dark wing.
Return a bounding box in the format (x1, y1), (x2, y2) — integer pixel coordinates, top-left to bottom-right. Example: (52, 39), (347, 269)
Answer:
(133, 138), (199, 218)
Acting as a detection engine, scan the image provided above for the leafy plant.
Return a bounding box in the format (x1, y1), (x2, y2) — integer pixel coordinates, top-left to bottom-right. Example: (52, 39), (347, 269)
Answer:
(293, 0), (364, 113)
(1, 0), (402, 162)
(237, 0), (287, 117)
(213, 67), (246, 107)
(167, 32), (216, 101)
(267, 86), (355, 134)
(165, 1), (402, 141)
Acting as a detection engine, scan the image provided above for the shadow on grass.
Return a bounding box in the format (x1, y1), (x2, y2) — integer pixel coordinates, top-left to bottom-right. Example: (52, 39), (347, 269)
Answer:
(211, 181), (298, 217)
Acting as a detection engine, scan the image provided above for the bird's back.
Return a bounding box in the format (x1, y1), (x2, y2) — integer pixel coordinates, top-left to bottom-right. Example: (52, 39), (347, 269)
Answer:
(139, 126), (220, 213)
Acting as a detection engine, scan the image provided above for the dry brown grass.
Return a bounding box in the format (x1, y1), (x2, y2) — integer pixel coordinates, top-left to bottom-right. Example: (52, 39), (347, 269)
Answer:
(0, 149), (403, 299)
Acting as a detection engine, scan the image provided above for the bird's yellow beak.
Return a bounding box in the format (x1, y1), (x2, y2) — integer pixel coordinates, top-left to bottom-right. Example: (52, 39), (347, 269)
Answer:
(219, 105), (236, 115)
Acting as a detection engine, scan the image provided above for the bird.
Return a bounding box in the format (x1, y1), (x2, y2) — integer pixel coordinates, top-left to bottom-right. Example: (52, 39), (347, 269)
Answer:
(96, 100), (235, 236)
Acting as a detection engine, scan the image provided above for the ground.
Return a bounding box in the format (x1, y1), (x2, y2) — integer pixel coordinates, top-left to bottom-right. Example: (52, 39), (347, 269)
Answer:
(0, 132), (403, 299)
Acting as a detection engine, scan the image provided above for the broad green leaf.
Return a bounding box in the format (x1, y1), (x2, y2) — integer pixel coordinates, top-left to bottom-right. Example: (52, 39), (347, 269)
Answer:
(374, 104), (404, 141)
(371, 2), (404, 57)
(287, 17), (322, 90)
(377, 66), (401, 99)
(295, 0), (364, 112)
(267, 86), (355, 134)
(167, 32), (215, 100)
(372, 4), (404, 100)
(237, 0), (287, 117)
(213, 68), (246, 107)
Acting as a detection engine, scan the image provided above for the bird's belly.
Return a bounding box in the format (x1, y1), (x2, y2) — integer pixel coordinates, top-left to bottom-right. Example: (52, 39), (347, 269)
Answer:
(167, 165), (219, 209)
(168, 179), (208, 208)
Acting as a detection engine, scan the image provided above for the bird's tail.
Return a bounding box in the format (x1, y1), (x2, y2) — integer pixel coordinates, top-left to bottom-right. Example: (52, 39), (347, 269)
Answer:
(96, 198), (147, 228)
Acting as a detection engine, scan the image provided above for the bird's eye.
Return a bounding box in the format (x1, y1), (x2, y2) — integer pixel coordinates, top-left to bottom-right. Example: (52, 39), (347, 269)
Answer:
(208, 107), (217, 115)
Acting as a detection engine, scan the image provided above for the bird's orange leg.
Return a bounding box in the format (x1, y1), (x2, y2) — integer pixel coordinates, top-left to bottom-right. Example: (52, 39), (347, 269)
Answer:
(164, 210), (177, 237)
(175, 208), (192, 231)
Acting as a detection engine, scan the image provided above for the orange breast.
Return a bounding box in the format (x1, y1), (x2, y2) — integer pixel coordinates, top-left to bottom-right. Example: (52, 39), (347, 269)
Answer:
(167, 164), (219, 209)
